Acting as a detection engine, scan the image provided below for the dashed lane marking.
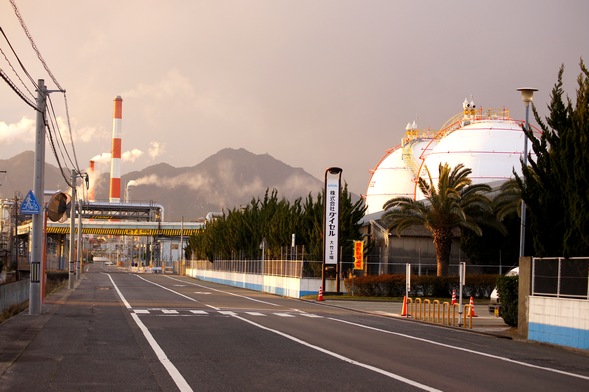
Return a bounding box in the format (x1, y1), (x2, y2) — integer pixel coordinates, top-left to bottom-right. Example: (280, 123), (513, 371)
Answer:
(131, 309), (324, 319)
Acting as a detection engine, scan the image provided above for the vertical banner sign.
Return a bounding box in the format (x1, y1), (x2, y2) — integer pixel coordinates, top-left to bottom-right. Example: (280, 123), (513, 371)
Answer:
(353, 241), (363, 270)
(323, 168), (342, 265)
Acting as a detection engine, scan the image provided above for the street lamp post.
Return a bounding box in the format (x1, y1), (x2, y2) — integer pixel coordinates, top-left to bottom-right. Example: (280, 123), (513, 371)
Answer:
(517, 87), (538, 258)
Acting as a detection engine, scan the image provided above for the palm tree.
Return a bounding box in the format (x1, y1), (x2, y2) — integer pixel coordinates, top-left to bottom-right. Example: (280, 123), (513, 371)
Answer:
(382, 163), (493, 276)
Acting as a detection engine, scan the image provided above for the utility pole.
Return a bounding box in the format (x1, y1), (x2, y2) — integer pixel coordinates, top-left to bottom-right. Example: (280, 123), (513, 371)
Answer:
(29, 79), (47, 315)
(77, 197), (82, 279)
(68, 170), (76, 288)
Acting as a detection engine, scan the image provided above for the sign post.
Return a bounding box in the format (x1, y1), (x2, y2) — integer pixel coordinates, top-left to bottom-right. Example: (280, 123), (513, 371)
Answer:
(458, 261), (466, 326)
(323, 167), (342, 294)
(406, 263), (411, 300)
(353, 241), (363, 271)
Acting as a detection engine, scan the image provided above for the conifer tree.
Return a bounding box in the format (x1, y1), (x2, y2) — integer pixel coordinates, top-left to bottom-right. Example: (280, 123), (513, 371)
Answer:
(516, 60), (589, 256)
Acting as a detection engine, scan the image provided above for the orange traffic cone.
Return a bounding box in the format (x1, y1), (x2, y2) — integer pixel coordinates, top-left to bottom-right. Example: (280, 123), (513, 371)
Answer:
(469, 296), (478, 317)
(317, 286), (324, 301)
(400, 295), (409, 316)
(451, 289), (457, 305)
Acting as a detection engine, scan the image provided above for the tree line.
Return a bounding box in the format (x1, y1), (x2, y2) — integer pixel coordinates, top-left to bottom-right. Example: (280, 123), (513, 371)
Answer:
(185, 185), (366, 267)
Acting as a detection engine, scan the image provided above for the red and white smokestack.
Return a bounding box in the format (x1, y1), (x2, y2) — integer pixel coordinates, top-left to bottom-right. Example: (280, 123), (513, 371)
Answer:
(109, 96), (123, 203)
(88, 160), (95, 202)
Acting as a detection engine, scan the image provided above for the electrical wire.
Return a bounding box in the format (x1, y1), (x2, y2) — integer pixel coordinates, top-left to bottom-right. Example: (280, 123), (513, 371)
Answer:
(6, 0), (84, 186)
(47, 94), (79, 174)
(0, 68), (38, 111)
(10, 0), (62, 91)
(0, 27), (35, 100)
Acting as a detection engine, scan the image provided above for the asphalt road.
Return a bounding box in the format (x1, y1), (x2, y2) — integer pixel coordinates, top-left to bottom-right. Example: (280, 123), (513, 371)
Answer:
(1, 264), (588, 391)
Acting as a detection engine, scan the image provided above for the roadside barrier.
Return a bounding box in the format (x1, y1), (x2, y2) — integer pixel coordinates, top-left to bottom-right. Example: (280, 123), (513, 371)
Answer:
(406, 297), (472, 329)
(469, 296), (478, 317)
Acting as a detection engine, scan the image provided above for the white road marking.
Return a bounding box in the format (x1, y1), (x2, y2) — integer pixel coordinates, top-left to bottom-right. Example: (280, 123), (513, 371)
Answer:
(116, 273), (589, 386)
(328, 317), (589, 382)
(162, 309), (179, 314)
(190, 310), (208, 315)
(245, 312), (265, 316)
(104, 273), (192, 392)
(126, 275), (436, 390)
(230, 314), (442, 392)
(274, 313), (295, 317)
(164, 276), (280, 306)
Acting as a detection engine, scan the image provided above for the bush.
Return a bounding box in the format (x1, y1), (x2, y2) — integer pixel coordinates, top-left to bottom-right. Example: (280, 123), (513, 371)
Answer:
(46, 271), (68, 294)
(496, 275), (518, 327)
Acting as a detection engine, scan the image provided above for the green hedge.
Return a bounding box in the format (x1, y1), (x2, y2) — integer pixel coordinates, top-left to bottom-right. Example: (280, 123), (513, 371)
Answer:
(344, 274), (498, 298)
(496, 275), (518, 327)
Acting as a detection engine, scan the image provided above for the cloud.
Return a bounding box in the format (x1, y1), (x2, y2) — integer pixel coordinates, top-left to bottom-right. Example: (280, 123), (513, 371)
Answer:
(74, 125), (108, 143)
(122, 149), (143, 162)
(0, 117), (36, 144)
(122, 69), (195, 100)
(149, 142), (165, 159)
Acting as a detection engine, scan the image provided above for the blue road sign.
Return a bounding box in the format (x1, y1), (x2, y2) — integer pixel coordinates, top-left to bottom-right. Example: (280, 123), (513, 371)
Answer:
(20, 190), (41, 214)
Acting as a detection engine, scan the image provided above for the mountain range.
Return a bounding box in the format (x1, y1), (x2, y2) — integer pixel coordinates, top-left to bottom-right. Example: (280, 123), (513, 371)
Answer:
(0, 148), (325, 221)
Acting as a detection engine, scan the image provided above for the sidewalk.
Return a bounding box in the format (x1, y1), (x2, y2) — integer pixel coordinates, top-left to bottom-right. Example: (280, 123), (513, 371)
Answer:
(316, 298), (517, 339)
(0, 270), (166, 391)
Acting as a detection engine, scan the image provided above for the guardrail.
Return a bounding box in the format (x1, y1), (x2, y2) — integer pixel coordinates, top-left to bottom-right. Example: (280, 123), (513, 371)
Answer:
(406, 297), (474, 329)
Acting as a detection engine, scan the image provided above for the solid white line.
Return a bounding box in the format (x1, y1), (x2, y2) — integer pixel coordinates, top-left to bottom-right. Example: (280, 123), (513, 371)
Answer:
(328, 317), (589, 382)
(231, 314), (442, 392)
(134, 275), (439, 389)
(130, 313), (193, 392)
(105, 273), (193, 392)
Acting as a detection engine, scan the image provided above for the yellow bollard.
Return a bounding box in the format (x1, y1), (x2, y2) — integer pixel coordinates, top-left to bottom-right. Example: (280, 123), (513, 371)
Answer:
(463, 305), (473, 329)
(414, 298), (422, 320)
(423, 299), (430, 321)
(432, 300), (440, 323)
(406, 297), (414, 317)
(449, 303), (460, 326)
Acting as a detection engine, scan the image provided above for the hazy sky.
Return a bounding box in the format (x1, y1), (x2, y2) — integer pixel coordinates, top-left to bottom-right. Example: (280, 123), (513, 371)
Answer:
(1, 1), (588, 196)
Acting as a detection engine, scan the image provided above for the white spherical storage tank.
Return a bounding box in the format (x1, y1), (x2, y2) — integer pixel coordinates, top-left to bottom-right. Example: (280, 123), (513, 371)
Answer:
(365, 147), (414, 214)
(365, 132), (434, 214)
(365, 104), (540, 212)
(419, 119), (526, 185)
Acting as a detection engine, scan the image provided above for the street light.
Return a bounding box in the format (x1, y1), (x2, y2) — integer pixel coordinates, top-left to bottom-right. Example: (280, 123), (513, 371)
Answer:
(516, 87), (538, 258)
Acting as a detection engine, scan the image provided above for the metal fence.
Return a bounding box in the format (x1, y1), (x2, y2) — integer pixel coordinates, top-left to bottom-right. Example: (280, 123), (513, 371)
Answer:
(532, 257), (589, 299)
(185, 258), (513, 280)
(189, 259), (324, 279)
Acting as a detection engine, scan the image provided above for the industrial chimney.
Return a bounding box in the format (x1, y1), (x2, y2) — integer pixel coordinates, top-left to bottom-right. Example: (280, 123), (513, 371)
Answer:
(109, 96), (123, 203)
(88, 160), (95, 202)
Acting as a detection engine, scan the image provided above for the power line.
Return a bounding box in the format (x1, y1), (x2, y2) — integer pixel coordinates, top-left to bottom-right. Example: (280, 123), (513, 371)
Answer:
(5, 0), (83, 182)
(10, 0), (62, 91)
(0, 68), (38, 111)
(0, 27), (35, 100)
